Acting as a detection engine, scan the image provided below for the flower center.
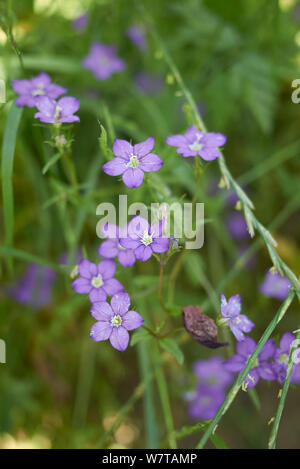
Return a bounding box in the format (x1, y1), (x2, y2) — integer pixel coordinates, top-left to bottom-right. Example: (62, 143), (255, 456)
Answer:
(201, 396), (212, 406)
(111, 314), (122, 327)
(32, 82), (45, 96)
(91, 274), (104, 288)
(54, 105), (62, 121)
(189, 133), (203, 151)
(99, 56), (109, 66)
(127, 154), (139, 168)
(278, 353), (288, 365)
(207, 377), (218, 386)
(141, 230), (153, 246)
(118, 243), (126, 251)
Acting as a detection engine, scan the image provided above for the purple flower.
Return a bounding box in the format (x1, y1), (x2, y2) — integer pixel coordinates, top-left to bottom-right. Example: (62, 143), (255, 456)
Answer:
(120, 216), (169, 262)
(82, 42), (125, 80)
(12, 72), (67, 108)
(126, 25), (147, 51)
(273, 332), (300, 385)
(166, 125), (226, 160)
(259, 270), (291, 301)
(226, 212), (249, 241)
(193, 356), (233, 389)
(98, 223), (136, 268)
(72, 259), (124, 303)
(220, 294), (255, 341)
(102, 137), (163, 188)
(5, 264), (56, 309)
(224, 337), (277, 389)
(187, 385), (225, 420)
(90, 292), (144, 351)
(34, 96), (80, 123)
(72, 13), (89, 32)
(135, 72), (163, 95)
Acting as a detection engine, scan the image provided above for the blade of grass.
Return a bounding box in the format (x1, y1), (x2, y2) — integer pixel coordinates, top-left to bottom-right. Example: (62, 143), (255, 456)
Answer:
(0, 245), (66, 272)
(136, 297), (159, 449)
(153, 343), (177, 448)
(1, 102), (23, 272)
(138, 341), (159, 449)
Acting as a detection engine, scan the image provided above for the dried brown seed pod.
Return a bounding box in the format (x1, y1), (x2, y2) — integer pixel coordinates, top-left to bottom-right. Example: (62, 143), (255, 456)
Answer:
(182, 305), (227, 349)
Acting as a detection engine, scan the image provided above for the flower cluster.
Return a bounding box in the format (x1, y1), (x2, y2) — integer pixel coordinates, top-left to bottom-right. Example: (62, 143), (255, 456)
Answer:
(186, 329), (300, 421)
(12, 72), (80, 123)
(225, 332), (300, 389)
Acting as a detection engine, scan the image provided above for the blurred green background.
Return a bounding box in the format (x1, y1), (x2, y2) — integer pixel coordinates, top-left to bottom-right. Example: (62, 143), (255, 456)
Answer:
(0, 0), (300, 449)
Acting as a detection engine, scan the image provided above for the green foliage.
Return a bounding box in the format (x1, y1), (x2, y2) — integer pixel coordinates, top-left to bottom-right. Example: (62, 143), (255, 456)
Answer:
(0, 0), (299, 451)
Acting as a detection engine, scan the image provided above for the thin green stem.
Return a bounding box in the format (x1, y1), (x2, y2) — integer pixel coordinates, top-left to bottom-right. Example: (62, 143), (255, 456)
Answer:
(268, 328), (300, 449)
(153, 344), (177, 449)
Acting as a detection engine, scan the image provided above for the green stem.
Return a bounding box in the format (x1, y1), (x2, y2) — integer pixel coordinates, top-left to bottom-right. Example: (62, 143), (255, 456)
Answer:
(153, 344), (177, 449)
(268, 327), (300, 449)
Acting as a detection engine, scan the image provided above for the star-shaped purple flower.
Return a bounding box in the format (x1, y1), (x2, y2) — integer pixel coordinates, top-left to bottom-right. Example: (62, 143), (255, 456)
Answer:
(72, 259), (124, 303)
(34, 96), (80, 123)
(166, 125), (226, 160)
(82, 42), (125, 80)
(273, 332), (300, 384)
(12, 72), (67, 108)
(259, 270), (291, 300)
(90, 292), (144, 351)
(119, 216), (169, 262)
(220, 294), (255, 341)
(224, 337), (277, 389)
(98, 223), (136, 268)
(193, 356), (233, 389)
(102, 137), (163, 188)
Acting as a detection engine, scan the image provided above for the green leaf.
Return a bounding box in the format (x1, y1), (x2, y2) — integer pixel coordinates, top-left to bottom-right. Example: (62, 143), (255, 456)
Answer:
(159, 338), (184, 365)
(1, 102), (23, 271)
(210, 433), (229, 449)
(42, 152), (62, 175)
(130, 328), (151, 347)
(172, 421), (211, 440)
(99, 124), (113, 161)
